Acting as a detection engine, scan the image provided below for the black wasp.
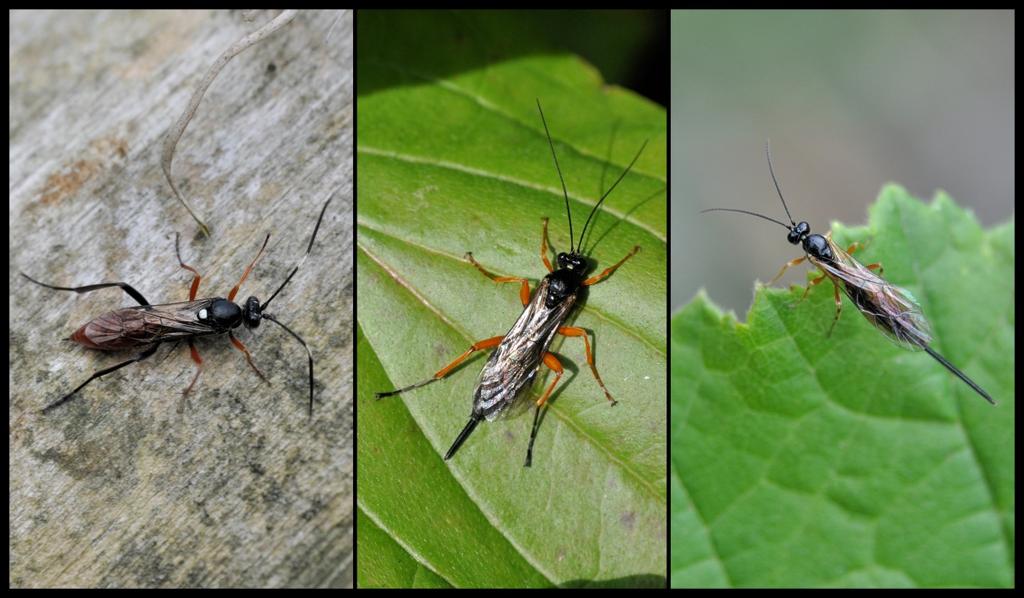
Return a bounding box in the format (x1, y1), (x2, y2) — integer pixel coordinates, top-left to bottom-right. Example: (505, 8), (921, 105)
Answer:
(377, 100), (648, 465)
(21, 194), (333, 415)
(704, 143), (994, 405)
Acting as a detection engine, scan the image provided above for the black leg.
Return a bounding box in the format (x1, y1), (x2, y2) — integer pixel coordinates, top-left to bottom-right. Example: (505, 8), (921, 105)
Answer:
(524, 404), (548, 468)
(41, 344), (160, 413)
(21, 272), (150, 306)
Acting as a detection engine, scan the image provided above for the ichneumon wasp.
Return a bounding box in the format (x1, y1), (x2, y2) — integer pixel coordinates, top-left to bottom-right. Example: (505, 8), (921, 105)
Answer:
(703, 142), (994, 405)
(376, 100), (648, 466)
(21, 193), (334, 416)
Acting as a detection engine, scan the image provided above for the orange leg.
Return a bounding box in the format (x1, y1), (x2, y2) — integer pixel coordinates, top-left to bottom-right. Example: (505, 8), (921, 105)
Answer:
(769, 255), (806, 286)
(845, 241), (884, 274)
(540, 218), (553, 273)
(826, 282), (843, 338)
(797, 271), (830, 303)
(175, 233), (202, 301)
(465, 253), (532, 306)
(229, 332), (269, 384)
(582, 245), (640, 286)
(375, 335), (504, 398)
(558, 326), (616, 405)
(535, 352), (565, 408)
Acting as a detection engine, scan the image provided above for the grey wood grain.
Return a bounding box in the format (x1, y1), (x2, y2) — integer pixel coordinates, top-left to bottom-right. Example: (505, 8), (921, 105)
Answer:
(9, 10), (353, 588)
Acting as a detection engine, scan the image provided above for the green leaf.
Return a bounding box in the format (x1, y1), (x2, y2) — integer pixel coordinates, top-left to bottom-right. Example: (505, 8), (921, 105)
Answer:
(671, 185), (1014, 588)
(356, 13), (667, 588)
(356, 507), (452, 589)
(356, 324), (549, 588)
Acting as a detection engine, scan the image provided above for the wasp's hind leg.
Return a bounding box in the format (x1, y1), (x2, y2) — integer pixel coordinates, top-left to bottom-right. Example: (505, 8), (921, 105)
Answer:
(20, 272), (150, 306)
(525, 352), (565, 467)
(558, 326), (616, 405)
(465, 253), (532, 306)
(375, 335), (504, 398)
(41, 343), (160, 413)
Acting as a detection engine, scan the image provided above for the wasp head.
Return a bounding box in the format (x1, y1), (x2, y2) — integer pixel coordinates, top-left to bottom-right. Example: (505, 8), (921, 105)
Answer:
(545, 252), (592, 308)
(787, 221), (810, 245)
(556, 251), (590, 276)
(241, 296), (262, 328)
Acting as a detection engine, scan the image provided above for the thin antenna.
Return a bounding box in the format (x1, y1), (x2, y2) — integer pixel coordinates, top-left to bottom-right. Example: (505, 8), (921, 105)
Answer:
(578, 138), (648, 253)
(536, 99), (574, 253)
(262, 313), (315, 416)
(765, 140), (795, 225)
(260, 189), (335, 312)
(700, 208), (792, 230)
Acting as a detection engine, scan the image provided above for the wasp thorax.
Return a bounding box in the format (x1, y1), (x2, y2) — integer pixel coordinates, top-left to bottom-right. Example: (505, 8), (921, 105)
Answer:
(803, 234), (833, 261)
(206, 298), (243, 328)
(242, 296), (262, 328)
(544, 271), (577, 308)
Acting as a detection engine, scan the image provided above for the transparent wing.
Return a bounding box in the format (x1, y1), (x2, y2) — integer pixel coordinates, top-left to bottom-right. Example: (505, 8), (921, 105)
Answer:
(84, 299), (224, 348)
(472, 278), (576, 421)
(810, 237), (932, 350)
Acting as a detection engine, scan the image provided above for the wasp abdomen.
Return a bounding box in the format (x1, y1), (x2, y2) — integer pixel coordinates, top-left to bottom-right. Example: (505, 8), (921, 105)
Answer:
(70, 309), (150, 351)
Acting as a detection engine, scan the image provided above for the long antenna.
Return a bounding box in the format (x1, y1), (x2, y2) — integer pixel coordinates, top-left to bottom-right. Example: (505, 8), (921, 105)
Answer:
(578, 138), (648, 253)
(765, 140), (795, 226)
(262, 313), (316, 416)
(536, 99), (574, 253)
(699, 208), (792, 230)
(260, 189), (335, 311)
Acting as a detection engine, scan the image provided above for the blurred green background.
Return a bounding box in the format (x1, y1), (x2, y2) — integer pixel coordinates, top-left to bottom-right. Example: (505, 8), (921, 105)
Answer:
(671, 10), (1013, 314)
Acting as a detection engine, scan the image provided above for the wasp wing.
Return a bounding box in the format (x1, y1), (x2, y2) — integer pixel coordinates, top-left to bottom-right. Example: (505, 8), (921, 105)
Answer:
(809, 236), (932, 350)
(74, 298), (224, 350)
(473, 277), (577, 421)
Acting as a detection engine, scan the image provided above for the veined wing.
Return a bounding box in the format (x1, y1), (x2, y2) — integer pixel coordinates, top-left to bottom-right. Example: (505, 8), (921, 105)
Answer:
(75, 298), (224, 349)
(810, 236), (932, 350)
(473, 277), (577, 421)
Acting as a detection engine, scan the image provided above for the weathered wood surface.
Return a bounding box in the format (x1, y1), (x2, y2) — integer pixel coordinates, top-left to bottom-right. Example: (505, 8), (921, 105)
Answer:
(9, 10), (353, 588)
